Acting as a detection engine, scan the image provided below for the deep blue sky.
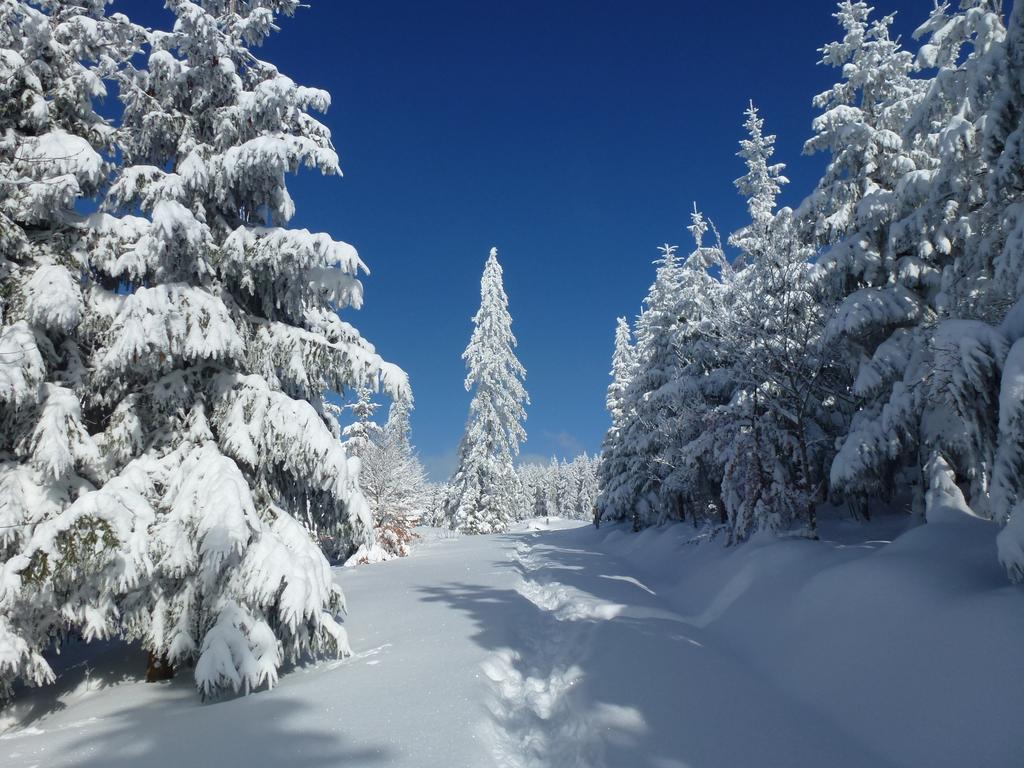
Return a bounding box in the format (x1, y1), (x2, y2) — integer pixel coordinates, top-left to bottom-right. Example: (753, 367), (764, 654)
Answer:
(120, 0), (931, 479)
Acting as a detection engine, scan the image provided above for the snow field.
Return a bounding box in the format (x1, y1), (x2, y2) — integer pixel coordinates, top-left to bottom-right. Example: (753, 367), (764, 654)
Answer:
(1, 516), (1022, 767)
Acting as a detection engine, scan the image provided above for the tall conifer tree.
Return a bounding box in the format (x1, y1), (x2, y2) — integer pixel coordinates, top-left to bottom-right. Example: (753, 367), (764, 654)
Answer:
(445, 248), (528, 534)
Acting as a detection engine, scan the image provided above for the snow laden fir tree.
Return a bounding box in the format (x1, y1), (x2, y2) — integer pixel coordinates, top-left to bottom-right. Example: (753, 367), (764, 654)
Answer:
(0, 0), (404, 700)
(444, 248), (528, 534)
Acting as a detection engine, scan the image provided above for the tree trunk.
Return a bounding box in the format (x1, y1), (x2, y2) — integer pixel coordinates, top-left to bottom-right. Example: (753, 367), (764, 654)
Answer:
(795, 420), (818, 539)
(713, 496), (727, 526)
(146, 651), (174, 683)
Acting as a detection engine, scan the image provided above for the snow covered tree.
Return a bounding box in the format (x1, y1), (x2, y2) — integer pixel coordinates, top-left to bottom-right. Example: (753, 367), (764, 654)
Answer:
(799, 1), (923, 249)
(995, 330), (1024, 580)
(532, 481), (549, 518)
(517, 461), (547, 519)
(606, 317), (636, 429)
(598, 206), (732, 531)
(721, 209), (833, 540)
(417, 482), (449, 528)
(897, 0), (1006, 319)
(444, 248), (528, 534)
(729, 103), (790, 262)
(980, 2), (1024, 580)
(347, 392), (428, 563)
(0, 0), (144, 698)
(595, 317), (636, 526)
(542, 458), (558, 517)
(518, 455), (599, 521)
(829, 1), (1010, 518)
(711, 104), (834, 541)
(984, 1), (1024, 314)
(654, 206), (732, 529)
(597, 244), (686, 531)
(569, 453), (600, 520)
(342, 386), (382, 456)
(791, 2), (928, 521)
(1, 0), (405, 699)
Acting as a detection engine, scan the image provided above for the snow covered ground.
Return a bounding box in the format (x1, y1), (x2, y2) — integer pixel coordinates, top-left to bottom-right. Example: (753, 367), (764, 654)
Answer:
(1, 515), (1022, 767)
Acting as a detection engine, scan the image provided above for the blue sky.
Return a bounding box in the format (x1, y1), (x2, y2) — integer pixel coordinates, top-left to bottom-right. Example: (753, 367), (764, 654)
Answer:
(120, 0), (928, 479)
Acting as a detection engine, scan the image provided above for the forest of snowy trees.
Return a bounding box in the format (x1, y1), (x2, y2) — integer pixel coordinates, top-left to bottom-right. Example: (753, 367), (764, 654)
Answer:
(597, 0), (1024, 582)
(2, 0), (1024, 737)
(519, 455), (601, 522)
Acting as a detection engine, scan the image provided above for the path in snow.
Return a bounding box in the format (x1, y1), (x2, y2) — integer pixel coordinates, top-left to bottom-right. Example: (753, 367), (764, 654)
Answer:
(454, 522), (892, 768)
(0, 520), (914, 767)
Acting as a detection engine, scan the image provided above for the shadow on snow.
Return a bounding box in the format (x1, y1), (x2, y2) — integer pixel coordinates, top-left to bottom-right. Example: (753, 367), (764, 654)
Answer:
(417, 526), (898, 768)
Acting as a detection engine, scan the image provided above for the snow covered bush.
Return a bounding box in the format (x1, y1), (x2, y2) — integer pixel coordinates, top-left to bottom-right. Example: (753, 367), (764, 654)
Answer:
(346, 392), (428, 563)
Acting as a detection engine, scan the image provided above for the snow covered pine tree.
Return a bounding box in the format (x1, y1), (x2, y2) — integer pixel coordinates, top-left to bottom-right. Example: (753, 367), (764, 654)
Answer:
(595, 317), (636, 527)
(0, 0), (404, 699)
(597, 245), (687, 531)
(716, 103), (828, 541)
(824, 1), (1012, 524)
(444, 248), (528, 534)
(0, 0), (143, 697)
(342, 385), (382, 457)
(654, 206), (732, 531)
